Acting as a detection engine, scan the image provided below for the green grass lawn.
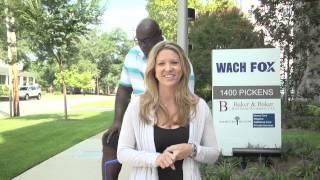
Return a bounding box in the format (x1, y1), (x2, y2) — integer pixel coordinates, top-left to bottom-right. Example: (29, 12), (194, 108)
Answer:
(283, 129), (320, 148)
(0, 94), (115, 179)
(0, 111), (113, 180)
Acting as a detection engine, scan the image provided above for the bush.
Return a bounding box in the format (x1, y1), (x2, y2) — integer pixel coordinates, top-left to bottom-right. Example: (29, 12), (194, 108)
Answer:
(306, 105), (320, 116)
(200, 155), (240, 179)
(0, 85), (9, 96)
(286, 115), (320, 131)
(314, 108), (320, 116)
(288, 161), (320, 179)
(53, 91), (62, 95)
(282, 138), (315, 158)
(245, 165), (282, 179)
(215, 158), (239, 179)
(199, 148), (320, 179)
(311, 120), (320, 131)
(287, 118), (311, 129)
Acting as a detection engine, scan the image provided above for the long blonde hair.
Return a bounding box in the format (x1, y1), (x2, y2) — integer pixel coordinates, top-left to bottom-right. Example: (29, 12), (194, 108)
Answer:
(139, 41), (199, 126)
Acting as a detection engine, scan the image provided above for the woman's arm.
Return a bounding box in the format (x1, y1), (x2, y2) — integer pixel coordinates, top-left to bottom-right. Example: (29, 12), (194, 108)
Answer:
(117, 100), (160, 168)
(194, 102), (220, 164)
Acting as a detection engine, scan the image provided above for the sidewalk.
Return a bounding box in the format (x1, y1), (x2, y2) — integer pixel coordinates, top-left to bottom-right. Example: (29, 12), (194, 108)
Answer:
(13, 131), (131, 180)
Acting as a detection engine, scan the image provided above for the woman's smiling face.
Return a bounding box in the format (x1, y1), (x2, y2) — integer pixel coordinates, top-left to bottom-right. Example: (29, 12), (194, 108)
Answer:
(155, 49), (182, 88)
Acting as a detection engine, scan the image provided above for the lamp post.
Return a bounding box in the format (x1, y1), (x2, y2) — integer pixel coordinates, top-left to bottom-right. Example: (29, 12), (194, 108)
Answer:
(177, 0), (196, 55)
(177, 0), (188, 55)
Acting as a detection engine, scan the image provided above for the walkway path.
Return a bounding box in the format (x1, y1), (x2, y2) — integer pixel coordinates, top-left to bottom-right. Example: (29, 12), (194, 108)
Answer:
(13, 131), (131, 180)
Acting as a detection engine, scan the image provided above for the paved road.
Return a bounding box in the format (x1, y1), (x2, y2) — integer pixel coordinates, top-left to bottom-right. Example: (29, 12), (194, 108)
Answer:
(0, 95), (114, 118)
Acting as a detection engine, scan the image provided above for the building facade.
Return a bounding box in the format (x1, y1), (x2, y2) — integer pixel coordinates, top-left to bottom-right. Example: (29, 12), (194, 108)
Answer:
(0, 61), (36, 86)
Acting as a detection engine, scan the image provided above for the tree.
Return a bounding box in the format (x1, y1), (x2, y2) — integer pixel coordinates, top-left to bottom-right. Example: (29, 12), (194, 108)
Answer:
(0, 0), (32, 64)
(146, 0), (236, 41)
(0, 0), (37, 116)
(189, 7), (266, 101)
(292, 1), (320, 99)
(0, 0), (6, 59)
(147, 0), (178, 41)
(252, 0), (320, 108)
(54, 62), (96, 94)
(100, 63), (122, 94)
(29, 60), (58, 92)
(19, 0), (106, 120)
(78, 28), (132, 94)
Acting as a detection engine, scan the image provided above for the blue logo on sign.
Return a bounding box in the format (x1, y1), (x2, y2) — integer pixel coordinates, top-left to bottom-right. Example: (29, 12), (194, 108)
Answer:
(216, 62), (246, 73)
(250, 62), (275, 72)
(253, 113), (275, 128)
(216, 62), (275, 73)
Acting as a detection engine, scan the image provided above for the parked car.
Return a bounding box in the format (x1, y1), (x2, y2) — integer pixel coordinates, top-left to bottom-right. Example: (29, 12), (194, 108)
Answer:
(19, 85), (42, 100)
(66, 87), (82, 94)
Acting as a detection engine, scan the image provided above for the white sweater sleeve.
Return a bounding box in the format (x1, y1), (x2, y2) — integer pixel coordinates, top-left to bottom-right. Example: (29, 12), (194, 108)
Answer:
(194, 101), (220, 164)
(117, 100), (160, 168)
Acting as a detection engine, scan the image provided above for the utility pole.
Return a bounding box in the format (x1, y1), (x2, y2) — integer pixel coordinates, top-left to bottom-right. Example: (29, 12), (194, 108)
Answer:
(177, 0), (188, 55)
(5, 0), (20, 116)
(8, 65), (12, 117)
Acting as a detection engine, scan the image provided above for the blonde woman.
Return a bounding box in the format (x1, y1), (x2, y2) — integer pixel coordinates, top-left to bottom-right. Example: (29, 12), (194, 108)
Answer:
(117, 41), (219, 180)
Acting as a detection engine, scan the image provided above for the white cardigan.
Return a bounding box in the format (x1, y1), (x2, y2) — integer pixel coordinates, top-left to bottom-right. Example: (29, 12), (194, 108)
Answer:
(117, 97), (219, 180)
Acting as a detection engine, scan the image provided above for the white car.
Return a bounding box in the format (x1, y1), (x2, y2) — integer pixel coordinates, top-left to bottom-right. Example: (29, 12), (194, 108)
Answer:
(19, 85), (42, 100)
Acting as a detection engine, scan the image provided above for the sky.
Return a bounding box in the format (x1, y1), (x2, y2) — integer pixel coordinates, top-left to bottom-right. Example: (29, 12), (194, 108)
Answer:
(98, 0), (148, 38)
(98, 0), (260, 38)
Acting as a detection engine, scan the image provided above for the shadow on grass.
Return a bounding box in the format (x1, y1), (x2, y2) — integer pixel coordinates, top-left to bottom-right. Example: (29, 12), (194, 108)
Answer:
(1, 113), (64, 121)
(0, 111), (113, 180)
(1, 113), (91, 121)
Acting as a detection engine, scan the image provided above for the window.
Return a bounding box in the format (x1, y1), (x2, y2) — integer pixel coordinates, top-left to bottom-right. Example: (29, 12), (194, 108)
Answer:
(0, 75), (6, 84)
(19, 87), (28, 90)
(23, 77), (27, 85)
(29, 77), (34, 85)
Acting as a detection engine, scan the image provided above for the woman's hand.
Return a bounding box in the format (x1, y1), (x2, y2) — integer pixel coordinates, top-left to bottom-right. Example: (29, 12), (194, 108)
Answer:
(156, 151), (176, 170)
(165, 143), (192, 161)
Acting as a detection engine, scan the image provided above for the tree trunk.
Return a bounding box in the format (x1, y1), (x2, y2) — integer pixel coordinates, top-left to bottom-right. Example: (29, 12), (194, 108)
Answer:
(96, 76), (99, 95)
(58, 63), (68, 120)
(285, 45), (291, 110)
(62, 79), (68, 120)
(60, 66), (68, 120)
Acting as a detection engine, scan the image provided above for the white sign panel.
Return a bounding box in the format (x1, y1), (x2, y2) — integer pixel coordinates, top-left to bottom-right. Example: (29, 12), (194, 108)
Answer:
(212, 48), (281, 156)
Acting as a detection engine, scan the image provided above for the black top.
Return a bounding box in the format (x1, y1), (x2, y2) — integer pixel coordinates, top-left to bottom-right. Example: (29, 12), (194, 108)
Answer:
(154, 125), (189, 180)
